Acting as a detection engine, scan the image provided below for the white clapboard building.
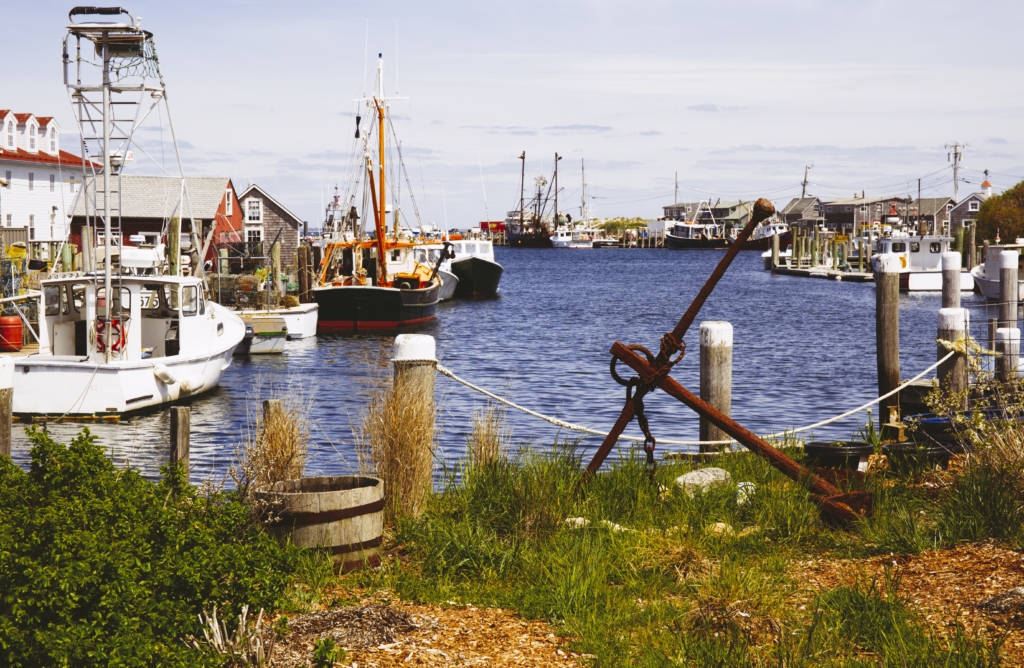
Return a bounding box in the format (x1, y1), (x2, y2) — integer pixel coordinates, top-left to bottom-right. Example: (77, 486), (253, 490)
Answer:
(0, 109), (95, 242)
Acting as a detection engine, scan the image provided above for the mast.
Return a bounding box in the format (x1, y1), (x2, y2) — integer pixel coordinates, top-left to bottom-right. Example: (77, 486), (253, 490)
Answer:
(375, 55), (388, 285)
(519, 151), (525, 232)
(554, 152), (561, 228)
(101, 30), (112, 361)
(581, 159), (587, 225)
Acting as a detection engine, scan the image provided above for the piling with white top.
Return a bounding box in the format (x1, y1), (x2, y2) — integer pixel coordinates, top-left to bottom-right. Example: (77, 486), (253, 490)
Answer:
(0, 358), (11, 459)
(997, 328), (1020, 381)
(875, 254), (901, 424)
(771, 233), (779, 269)
(1000, 250), (1019, 331)
(937, 308), (969, 407)
(393, 334), (437, 434)
(699, 322), (732, 452)
(941, 252), (961, 309)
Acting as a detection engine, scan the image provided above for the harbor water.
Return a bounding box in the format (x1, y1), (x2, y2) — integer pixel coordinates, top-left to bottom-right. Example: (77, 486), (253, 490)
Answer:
(8, 249), (995, 483)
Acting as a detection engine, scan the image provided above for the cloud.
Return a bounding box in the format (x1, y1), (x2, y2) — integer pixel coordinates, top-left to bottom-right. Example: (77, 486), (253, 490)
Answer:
(305, 151), (340, 159)
(543, 124), (613, 133)
(986, 137), (1009, 144)
(240, 150), (277, 157)
(688, 104), (719, 112)
(639, 130), (663, 136)
(430, 120), (444, 126)
(177, 140), (196, 149)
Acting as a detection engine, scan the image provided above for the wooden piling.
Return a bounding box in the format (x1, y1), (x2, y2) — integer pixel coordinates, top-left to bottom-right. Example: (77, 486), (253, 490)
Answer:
(312, 245), (323, 276)
(875, 254), (901, 426)
(969, 223), (977, 269)
(392, 335), (437, 477)
(297, 245), (311, 303)
(271, 241), (282, 296)
(941, 251), (961, 309)
(82, 227), (93, 272)
(997, 328), (1020, 381)
(1000, 250), (1019, 330)
(771, 233), (779, 269)
(699, 322), (732, 452)
(169, 406), (190, 482)
(983, 240), (990, 268)
(989, 317), (998, 353)
(168, 219), (180, 276)
(937, 308), (968, 408)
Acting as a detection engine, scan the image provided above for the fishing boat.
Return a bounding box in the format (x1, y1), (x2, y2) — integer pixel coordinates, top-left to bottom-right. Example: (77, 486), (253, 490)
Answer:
(313, 54), (441, 331)
(412, 243), (458, 301)
(744, 219), (791, 252)
(448, 235), (503, 296)
(970, 242), (1024, 300)
(870, 235), (974, 291)
(665, 221), (729, 249)
(236, 313), (287, 354)
(7, 8), (246, 417)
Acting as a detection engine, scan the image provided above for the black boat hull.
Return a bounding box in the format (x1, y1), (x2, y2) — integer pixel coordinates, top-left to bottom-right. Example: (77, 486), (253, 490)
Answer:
(314, 283), (440, 331)
(506, 230), (553, 248)
(450, 257), (503, 297)
(665, 234), (730, 250)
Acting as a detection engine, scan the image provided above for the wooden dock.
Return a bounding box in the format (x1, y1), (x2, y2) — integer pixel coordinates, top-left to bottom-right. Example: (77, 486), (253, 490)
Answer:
(771, 267), (874, 282)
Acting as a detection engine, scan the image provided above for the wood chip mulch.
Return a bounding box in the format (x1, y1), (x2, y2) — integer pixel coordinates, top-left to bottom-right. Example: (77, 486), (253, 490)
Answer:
(272, 589), (583, 667)
(789, 541), (1024, 663)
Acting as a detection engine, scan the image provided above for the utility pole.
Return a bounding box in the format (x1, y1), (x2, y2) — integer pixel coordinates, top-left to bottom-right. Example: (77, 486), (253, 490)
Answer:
(946, 143), (966, 203)
(675, 171), (679, 204)
(801, 165), (812, 198)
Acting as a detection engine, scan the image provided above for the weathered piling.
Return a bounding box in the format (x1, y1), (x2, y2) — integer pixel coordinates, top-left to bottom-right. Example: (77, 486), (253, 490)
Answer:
(82, 227), (94, 272)
(271, 241), (282, 294)
(983, 240), (990, 268)
(699, 322), (732, 452)
(989, 317), (998, 353)
(168, 221), (180, 276)
(297, 245), (311, 303)
(941, 251), (961, 309)
(392, 333), (436, 443)
(0, 359), (12, 459)
(937, 308), (968, 407)
(169, 406), (190, 482)
(969, 223), (977, 269)
(996, 328), (1020, 381)
(875, 254), (901, 424)
(771, 233), (779, 268)
(1000, 250), (1019, 330)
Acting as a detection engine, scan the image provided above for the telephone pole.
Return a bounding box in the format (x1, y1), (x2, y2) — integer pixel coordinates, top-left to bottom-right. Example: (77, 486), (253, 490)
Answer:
(801, 165), (812, 198)
(675, 171), (679, 204)
(946, 143), (966, 203)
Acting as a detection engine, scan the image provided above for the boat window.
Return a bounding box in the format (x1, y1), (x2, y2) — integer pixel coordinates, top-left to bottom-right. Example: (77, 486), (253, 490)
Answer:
(429, 249), (442, 262)
(44, 286), (61, 316)
(910, 242), (920, 253)
(930, 242), (941, 253)
(891, 242), (906, 253)
(142, 287), (161, 311)
(413, 249), (427, 263)
(182, 286), (198, 317)
(198, 290), (206, 316)
(481, 241), (491, 251)
(70, 284), (85, 312)
(465, 243), (478, 254)
(96, 287), (131, 318)
(164, 285), (179, 312)
(391, 249), (401, 262)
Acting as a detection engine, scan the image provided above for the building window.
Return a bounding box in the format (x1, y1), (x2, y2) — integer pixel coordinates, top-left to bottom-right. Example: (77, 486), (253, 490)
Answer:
(246, 227), (263, 244)
(4, 214), (10, 227)
(946, 203), (952, 213)
(860, 206), (866, 212)
(246, 199), (262, 223)
(826, 206), (833, 213)
(225, 190), (232, 216)
(5, 122), (11, 149)
(50, 174), (55, 192)
(29, 215), (34, 239)
(845, 206), (852, 212)
(50, 128), (56, 152)
(28, 173), (34, 191)
(29, 126), (35, 150)
(969, 201), (979, 212)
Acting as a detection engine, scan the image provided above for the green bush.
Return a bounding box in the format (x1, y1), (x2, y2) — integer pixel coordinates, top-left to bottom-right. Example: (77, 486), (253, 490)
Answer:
(0, 427), (298, 667)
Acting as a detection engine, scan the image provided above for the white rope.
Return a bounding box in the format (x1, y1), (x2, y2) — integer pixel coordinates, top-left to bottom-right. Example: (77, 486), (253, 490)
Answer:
(435, 348), (958, 447)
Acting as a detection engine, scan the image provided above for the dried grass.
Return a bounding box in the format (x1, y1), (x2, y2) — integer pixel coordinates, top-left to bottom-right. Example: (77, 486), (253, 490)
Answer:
(231, 378), (313, 497)
(355, 362), (437, 519)
(467, 401), (508, 471)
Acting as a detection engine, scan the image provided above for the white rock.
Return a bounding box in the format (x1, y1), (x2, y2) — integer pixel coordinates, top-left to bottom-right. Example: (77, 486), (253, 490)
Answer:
(675, 467), (732, 496)
(706, 522), (734, 537)
(565, 517), (590, 528)
(736, 481), (756, 505)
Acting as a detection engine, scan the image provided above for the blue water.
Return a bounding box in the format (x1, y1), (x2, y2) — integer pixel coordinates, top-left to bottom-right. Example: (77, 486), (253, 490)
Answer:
(8, 249), (999, 482)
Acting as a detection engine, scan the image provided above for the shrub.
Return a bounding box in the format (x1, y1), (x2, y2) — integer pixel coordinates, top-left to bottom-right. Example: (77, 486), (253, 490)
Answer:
(0, 427), (297, 667)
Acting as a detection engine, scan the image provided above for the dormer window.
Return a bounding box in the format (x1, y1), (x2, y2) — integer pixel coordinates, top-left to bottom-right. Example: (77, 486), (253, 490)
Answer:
(29, 126), (35, 150)
(5, 121), (12, 149)
(50, 128), (56, 152)
(969, 201), (979, 212)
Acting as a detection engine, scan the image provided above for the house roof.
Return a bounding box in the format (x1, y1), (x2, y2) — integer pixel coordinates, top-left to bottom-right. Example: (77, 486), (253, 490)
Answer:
(238, 184), (304, 227)
(824, 196), (908, 206)
(912, 197), (954, 217)
(950, 191), (993, 212)
(36, 117), (55, 128)
(0, 148), (98, 169)
(71, 175), (232, 220)
(13, 114), (33, 124)
(0, 110), (9, 119)
(781, 197), (819, 215)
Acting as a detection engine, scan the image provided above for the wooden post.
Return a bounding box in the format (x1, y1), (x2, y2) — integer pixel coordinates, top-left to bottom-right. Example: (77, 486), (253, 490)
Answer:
(812, 227), (819, 266)
(858, 238), (865, 272)
(941, 251), (961, 309)
(997, 328), (1020, 382)
(937, 308), (968, 408)
(699, 322), (732, 452)
(969, 223), (976, 269)
(989, 317), (998, 353)
(391, 335), (437, 514)
(771, 233), (779, 269)
(271, 240), (282, 295)
(168, 219), (180, 276)
(218, 247), (228, 274)
(0, 359), (12, 459)
(983, 240), (991, 268)
(832, 237), (839, 269)
(312, 245), (323, 275)
(1000, 250), (1019, 330)
(169, 406), (190, 482)
(875, 254), (901, 428)
(297, 245), (310, 303)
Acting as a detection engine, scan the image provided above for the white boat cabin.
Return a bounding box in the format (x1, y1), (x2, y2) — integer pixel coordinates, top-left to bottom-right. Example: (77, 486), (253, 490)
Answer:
(38, 273), (224, 363)
(669, 222), (722, 239)
(873, 235), (949, 272)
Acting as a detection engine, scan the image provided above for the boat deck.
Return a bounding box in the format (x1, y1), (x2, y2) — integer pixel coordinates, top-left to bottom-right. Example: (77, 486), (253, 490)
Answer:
(0, 343), (41, 358)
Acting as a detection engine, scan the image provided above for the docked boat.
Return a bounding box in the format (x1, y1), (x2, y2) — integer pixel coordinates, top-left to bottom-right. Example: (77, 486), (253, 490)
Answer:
(870, 235), (974, 291)
(313, 55), (441, 331)
(744, 219), (792, 252)
(970, 242), (1024, 301)
(665, 221), (729, 249)
(412, 243), (459, 301)
(448, 237), (503, 297)
(505, 173), (554, 248)
(761, 246), (793, 270)
(236, 313), (288, 354)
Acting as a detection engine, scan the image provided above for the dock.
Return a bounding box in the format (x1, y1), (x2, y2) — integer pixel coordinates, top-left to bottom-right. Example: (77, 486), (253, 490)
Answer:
(771, 266), (874, 282)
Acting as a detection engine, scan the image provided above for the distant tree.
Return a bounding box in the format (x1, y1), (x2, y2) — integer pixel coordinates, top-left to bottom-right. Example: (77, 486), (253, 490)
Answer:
(976, 180), (1024, 243)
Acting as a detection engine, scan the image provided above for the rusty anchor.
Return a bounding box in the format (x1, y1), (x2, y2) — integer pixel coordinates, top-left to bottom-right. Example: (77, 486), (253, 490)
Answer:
(584, 198), (871, 524)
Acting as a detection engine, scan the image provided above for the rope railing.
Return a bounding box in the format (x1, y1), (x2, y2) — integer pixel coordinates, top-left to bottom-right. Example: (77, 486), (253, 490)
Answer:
(436, 348), (958, 447)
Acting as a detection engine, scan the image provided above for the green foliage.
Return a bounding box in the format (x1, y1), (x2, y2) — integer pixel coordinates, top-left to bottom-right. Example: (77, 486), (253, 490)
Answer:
(0, 427), (298, 667)
(976, 180), (1024, 244)
(938, 460), (1024, 545)
(311, 638), (345, 668)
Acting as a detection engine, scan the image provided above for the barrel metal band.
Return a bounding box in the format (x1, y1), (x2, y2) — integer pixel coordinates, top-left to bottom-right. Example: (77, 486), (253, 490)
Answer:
(329, 536), (383, 555)
(283, 497), (386, 526)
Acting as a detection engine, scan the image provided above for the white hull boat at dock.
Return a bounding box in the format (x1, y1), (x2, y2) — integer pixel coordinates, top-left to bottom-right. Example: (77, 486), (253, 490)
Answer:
(870, 235), (974, 292)
(237, 313), (288, 354)
(236, 303), (319, 339)
(970, 243), (1024, 301)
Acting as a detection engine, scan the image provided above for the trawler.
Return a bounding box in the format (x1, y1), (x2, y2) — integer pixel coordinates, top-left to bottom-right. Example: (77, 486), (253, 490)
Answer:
(6, 7), (245, 417)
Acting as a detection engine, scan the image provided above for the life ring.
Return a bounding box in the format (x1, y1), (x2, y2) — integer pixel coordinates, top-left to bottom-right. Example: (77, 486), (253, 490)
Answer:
(96, 319), (126, 353)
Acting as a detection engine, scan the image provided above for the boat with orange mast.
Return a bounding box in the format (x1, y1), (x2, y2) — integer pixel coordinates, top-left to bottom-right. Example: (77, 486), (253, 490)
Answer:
(313, 54), (440, 331)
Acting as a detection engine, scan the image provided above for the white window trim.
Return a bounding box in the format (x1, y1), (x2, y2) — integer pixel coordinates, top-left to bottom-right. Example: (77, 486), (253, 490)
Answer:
(245, 198), (262, 223)
(225, 189), (233, 216)
(969, 201), (979, 212)
(29, 125), (36, 150)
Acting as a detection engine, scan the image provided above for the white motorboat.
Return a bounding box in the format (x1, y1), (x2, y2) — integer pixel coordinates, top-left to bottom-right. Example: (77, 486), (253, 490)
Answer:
(236, 313), (287, 354)
(761, 246), (793, 270)
(552, 225), (596, 248)
(970, 242), (1024, 301)
(236, 303), (319, 339)
(447, 235), (503, 297)
(6, 9), (246, 417)
(870, 235), (974, 291)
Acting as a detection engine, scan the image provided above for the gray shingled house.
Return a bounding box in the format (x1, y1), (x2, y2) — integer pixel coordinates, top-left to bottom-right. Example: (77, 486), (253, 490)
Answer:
(237, 184), (304, 266)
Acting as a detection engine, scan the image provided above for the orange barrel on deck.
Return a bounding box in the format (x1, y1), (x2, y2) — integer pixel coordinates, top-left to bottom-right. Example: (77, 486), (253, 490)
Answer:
(0, 316), (22, 352)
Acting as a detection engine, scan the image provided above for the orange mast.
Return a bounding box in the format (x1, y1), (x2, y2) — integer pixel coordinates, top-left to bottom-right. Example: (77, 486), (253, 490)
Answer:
(375, 100), (388, 285)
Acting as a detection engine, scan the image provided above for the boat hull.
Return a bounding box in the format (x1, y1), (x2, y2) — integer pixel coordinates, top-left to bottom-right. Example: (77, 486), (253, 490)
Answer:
(971, 266), (1024, 300)
(314, 283), (440, 331)
(665, 234), (729, 250)
(450, 256), (504, 297)
(893, 270), (975, 292)
(438, 269), (458, 301)
(744, 232), (792, 252)
(235, 303), (319, 339)
(506, 230), (553, 248)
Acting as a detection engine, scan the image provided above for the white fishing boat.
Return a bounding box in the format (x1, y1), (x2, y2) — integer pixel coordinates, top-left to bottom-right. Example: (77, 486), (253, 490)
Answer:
(761, 246), (792, 270)
(447, 235), (503, 297)
(970, 242), (1024, 301)
(3, 8), (246, 417)
(870, 235), (974, 291)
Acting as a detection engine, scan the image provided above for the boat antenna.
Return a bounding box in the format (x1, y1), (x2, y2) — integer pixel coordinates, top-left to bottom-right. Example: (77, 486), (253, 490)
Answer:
(442, 184), (449, 235)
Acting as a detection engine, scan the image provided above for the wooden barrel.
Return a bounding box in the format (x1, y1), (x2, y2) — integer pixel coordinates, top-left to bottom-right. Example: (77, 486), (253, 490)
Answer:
(259, 475), (384, 573)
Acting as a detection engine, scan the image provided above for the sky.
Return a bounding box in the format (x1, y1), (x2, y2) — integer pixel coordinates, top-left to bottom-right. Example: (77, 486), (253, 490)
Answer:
(4, 0), (1024, 230)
